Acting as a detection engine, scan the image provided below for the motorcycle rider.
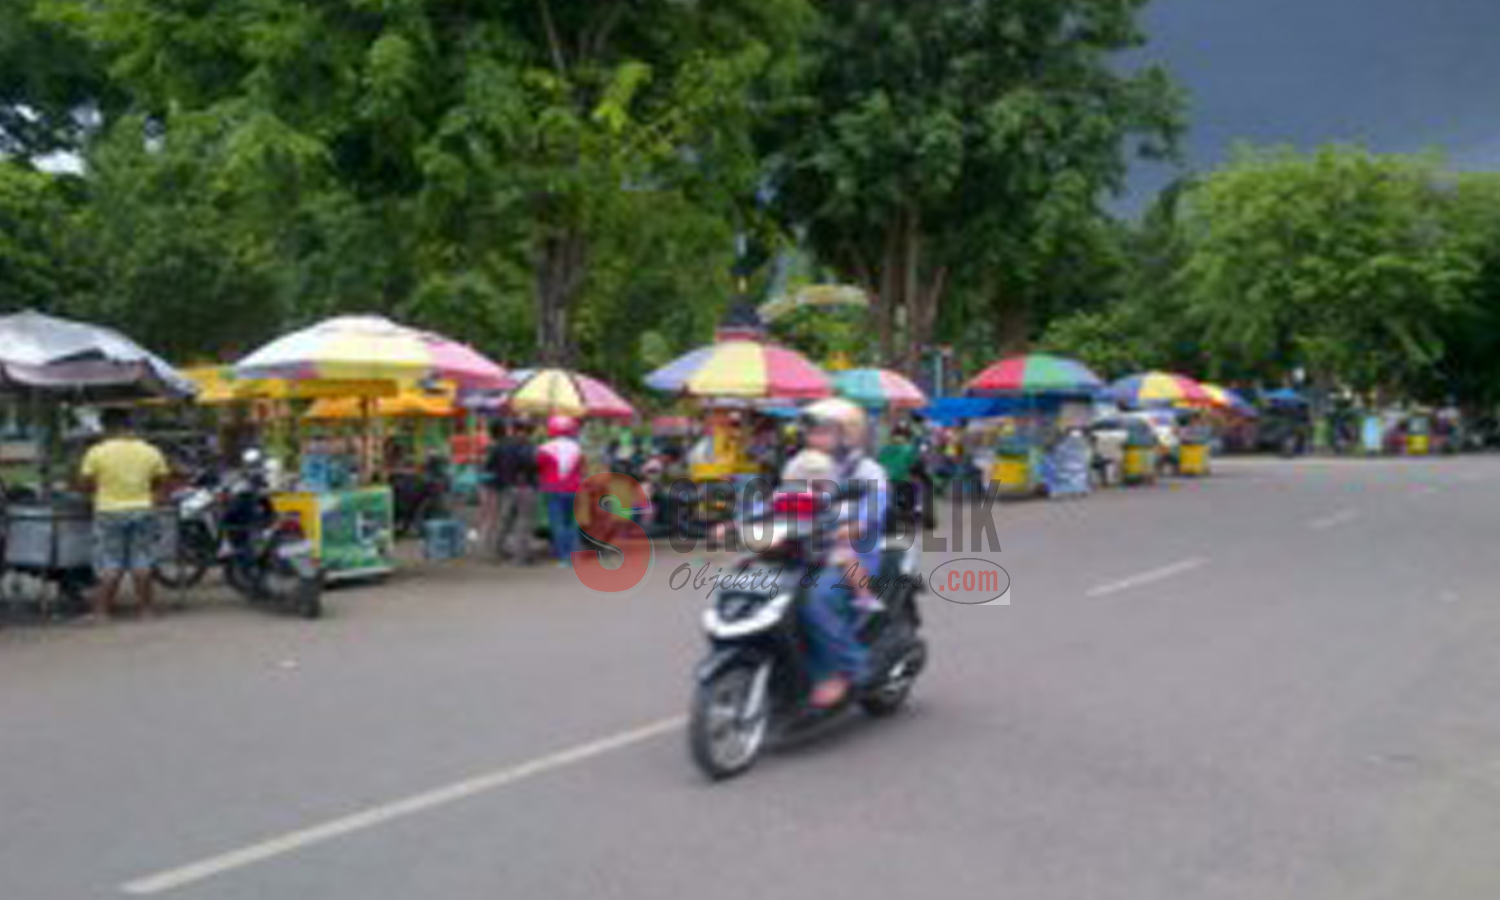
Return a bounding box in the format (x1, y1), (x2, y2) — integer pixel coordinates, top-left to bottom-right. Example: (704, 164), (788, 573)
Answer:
(781, 399), (889, 708)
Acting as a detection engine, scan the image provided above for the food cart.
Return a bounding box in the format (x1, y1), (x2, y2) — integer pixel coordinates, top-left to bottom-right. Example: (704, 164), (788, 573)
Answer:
(1176, 410), (1213, 477)
(0, 311), (197, 615)
(1405, 412), (1431, 456)
(991, 418), (1044, 497)
(231, 316), (511, 579)
(965, 355), (1105, 499)
(646, 333), (833, 537)
(1121, 426), (1160, 485)
(1111, 372), (1224, 479)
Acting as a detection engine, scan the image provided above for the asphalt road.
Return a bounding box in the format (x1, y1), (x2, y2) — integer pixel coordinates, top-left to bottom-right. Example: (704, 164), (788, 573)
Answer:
(5, 457), (1500, 900)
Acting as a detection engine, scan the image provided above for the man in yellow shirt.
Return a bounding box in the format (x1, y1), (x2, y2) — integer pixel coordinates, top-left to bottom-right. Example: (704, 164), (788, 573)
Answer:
(79, 409), (170, 621)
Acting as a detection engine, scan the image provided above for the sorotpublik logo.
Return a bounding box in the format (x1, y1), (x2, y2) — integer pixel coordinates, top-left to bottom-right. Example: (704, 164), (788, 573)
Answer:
(569, 473), (1006, 601)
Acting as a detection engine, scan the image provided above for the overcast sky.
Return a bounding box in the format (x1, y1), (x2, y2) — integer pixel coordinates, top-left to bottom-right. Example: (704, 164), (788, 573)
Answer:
(1125, 0), (1500, 208)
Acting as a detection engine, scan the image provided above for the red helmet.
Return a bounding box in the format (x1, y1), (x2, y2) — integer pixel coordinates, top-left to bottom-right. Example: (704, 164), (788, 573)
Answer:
(548, 416), (579, 437)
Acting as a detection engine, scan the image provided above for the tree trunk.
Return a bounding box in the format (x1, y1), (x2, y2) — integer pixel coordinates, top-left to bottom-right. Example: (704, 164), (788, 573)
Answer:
(994, 293), (1030, 355)
(901, 210), (921, 375)
(876, 223), (900, 365)
(534, 226), (587, 365)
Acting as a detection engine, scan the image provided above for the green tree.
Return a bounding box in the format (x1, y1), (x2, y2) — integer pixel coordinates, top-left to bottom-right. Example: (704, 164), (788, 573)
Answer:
(766, 0), (1181, 371)
(1038, 178), (1205, 379)
(1421, 172), (1500, 407)
(1176, 146), (1476, 396)
(49, 0), (810, 365)
(0, 161), (84, 311)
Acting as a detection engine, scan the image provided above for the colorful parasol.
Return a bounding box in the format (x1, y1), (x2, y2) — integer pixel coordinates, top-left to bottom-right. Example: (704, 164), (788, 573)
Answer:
(967, 354), (1104, 396)
(1201, 383), (1257, 416)
(233, 315), (510, 389)
(834, 368), (928, 409)
(1111, 371), (1214, 408)
(646, 341), (831, 399)
(507, 369), (634, 419)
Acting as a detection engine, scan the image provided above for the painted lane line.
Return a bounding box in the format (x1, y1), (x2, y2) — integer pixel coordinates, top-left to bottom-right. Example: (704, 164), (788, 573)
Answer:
(1086, 558), (1208, 599)
(1413, 485), (1441, 498)
(121, 715), (687, 896)
(1308, 509), (1360, 530)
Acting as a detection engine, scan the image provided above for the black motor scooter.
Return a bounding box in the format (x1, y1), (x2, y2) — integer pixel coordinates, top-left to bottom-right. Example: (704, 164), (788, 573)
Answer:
(687, 510), (928, 781)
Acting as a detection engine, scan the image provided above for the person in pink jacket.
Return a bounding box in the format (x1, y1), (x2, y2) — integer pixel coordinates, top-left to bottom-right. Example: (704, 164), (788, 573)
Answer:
(537, 416), (585, 567)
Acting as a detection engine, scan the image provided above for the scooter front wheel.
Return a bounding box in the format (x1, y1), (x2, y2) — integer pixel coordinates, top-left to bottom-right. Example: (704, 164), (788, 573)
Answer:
(689, 662), (771, 781)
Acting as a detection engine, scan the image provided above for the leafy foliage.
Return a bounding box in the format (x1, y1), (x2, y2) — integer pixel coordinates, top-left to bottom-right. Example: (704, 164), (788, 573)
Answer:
(1175, 146), (1475, 395)
(766, 0), (1182, 370)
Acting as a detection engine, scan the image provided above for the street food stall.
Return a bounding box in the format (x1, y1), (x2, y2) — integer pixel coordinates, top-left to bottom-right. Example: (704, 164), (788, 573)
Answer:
(965, 354), (1105, 497)
(0, 310), (197, 615)
(646, 335), (832, 535)
(231, 316), (510, 580)
(1111, 371), (1225, 478)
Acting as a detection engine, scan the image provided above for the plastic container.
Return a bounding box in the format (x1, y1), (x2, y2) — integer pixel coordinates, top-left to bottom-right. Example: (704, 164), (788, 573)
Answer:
(422, 518), (467, 561)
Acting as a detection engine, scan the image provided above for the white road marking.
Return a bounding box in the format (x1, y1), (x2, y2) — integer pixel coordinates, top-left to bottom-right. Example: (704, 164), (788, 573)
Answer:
(1086, 558), (1208, 598)
(1413, 485), (1441, 498)
(1308, 509), (1360, 530)
(121, 715), (687, 896)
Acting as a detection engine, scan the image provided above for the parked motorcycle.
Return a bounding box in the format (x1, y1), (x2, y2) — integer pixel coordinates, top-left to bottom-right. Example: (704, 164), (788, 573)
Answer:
(154, 453), (323, 618)
(688, 509), (928, 781)
(152, 471), (222, 590)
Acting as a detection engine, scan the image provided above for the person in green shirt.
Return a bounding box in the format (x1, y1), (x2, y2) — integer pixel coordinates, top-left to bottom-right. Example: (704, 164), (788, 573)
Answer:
(878, 422), (920, 481)
(879, 422), (934, 528)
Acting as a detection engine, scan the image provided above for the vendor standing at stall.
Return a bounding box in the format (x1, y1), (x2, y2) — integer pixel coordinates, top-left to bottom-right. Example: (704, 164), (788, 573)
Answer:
(79, 408), (170, 622)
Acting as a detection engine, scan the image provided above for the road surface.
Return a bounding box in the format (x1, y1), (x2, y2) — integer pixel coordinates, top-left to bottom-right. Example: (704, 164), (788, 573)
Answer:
(4, 457), (1500, 900)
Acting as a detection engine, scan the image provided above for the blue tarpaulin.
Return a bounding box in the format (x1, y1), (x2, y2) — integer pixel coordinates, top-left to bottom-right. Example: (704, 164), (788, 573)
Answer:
(1264, 388), (1307, 407)
(916, 396), (1067, 424)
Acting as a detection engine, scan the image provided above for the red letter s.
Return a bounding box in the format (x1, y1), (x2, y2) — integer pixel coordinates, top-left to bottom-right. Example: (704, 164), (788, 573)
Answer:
(574, 473), (653, 593)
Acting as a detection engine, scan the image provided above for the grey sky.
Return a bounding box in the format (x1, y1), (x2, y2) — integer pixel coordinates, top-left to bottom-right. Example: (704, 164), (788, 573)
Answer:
(1126, 0), (1500, 207)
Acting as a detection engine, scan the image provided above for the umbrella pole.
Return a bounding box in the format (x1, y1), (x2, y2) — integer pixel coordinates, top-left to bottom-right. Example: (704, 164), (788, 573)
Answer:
(361, 396), (376, 483)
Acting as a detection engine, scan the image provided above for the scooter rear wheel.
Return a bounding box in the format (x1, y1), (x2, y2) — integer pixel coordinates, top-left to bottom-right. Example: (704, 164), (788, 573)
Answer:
(860, 638), (927, 718)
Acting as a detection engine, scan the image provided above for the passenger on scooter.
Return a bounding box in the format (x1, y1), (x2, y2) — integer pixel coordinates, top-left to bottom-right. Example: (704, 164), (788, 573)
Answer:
(781, 399), (888, 709)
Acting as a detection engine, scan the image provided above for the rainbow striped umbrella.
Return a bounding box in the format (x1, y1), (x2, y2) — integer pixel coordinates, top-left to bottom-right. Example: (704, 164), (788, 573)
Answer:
(507, 369), (634, 419)
(834, 368), (927, 408)
(1111, 371), (1214, 408)
(967, 354), (1103, 395)
(234, 316), (510, 389)
(646, 341), (831, 399)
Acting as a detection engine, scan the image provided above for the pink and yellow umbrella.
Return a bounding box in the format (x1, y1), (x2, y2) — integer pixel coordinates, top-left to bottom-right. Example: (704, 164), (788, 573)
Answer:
(233, 316), (510, 389)
(645, 341), (831, 399)
(506, 369), (635, 419)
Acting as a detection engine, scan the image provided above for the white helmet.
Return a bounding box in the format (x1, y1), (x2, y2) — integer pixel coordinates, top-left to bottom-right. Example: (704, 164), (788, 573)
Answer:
(802, 398), (870, 451)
